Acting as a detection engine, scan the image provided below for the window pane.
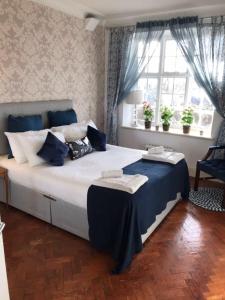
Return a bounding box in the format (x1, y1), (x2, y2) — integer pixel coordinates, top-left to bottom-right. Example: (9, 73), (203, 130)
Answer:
(176, 46), (184, 57)
(187, 79), (213, 110)
(193, 112), (200, 125)
(164, 57), (176, 73)
(201, 113), (213, 128)
(146, 57), (160, 73)
(137, 77), (158, 111)
(172, 94), (185, 107)
(165, 40), (177, 56)
(138, 78), (147, 91)
(138, 41), (144, 57)
(162, 78), (173, 94)
(174, 78), (186, 94)
(202, 97), (213, 110)
(147, 41), (161, 57)
(186, 78), (214, 131)
(161, 94), (172, 106)
(187, 79), (201, 106)
(172, 110), (182, 126)
(175, 57), (187, 73)
(137, 77), (158, 123)
(164, 39), (187, 73)
(147, 78), (158, 104)
(139, 41), (161, 74)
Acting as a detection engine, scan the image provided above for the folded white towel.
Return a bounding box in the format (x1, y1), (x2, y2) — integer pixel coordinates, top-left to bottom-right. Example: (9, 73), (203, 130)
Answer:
(93, 174), (148, 194)
(148, 146), (164, 154)
(142, 151), (185, 165)
(101, 169), (123, 178)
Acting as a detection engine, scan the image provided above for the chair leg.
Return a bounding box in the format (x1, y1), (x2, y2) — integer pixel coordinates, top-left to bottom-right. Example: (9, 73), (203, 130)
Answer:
(194, 162), (200, 191)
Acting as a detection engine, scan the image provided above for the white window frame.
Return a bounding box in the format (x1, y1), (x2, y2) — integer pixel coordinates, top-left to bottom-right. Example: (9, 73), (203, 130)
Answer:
(138, 31), (214, 133)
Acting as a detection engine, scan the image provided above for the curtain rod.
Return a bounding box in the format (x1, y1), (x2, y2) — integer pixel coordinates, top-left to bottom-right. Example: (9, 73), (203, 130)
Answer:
(107, 15), (225, 29)
(199, 15), (225, 20)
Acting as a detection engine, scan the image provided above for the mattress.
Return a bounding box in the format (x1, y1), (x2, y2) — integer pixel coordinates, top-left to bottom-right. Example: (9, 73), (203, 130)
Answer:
(0, 145), (144, 208)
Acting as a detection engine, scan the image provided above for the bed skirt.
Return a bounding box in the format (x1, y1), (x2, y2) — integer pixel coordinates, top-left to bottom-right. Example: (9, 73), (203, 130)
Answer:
(0, 180), (180, 245)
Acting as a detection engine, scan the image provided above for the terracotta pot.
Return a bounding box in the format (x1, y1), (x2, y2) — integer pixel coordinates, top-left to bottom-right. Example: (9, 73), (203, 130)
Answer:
(144, 120), (151, 129)
(162, 124), (170, 131)
(183, 125), (190, 134)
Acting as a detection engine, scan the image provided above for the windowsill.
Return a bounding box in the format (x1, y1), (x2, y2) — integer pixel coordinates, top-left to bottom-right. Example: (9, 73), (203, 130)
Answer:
(121, 125), (214, 140)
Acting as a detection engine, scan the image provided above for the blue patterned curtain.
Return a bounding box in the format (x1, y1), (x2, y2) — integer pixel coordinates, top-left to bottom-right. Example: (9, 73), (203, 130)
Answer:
(169, 16), (225, 156)
(107, 22), (166, 144)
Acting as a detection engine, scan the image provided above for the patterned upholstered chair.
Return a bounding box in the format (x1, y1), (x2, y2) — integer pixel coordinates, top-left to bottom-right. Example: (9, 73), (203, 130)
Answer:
(194, 145), (225, 208)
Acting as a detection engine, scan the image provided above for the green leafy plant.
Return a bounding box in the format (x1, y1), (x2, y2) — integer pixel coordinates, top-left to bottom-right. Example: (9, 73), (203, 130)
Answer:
(143, 101), (154, 121)
(160, 106), (174, 125)
(181, 107), (194, 126)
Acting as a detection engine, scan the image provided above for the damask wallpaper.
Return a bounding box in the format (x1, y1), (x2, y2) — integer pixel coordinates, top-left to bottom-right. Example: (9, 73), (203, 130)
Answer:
(0, 0), (105, 127)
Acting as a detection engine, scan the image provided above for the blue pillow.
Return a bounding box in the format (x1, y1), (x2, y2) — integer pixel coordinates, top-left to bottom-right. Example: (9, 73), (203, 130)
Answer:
(7, 114), (43, 158)
(37, 132), (69, 166)
(47, 109), (77, 127)
(87, 125), (106, 151)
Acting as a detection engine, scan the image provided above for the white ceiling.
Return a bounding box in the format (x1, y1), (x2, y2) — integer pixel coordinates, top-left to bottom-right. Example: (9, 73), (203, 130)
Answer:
(77, 0), (225, 17)
(31, 0), (225, 25)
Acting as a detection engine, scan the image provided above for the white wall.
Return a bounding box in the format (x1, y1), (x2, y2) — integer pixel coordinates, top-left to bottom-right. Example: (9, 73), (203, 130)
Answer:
(118, 104), (223, 176)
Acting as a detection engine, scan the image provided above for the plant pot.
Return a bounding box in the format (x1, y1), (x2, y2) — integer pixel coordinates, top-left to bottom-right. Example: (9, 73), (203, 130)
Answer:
(144, 120), (151, 129)
(183, 125), (190, 134)
(162, 124), (170, 131)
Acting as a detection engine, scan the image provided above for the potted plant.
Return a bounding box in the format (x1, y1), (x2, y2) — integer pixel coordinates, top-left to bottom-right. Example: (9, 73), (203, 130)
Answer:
(161, 106), (173, 131)
(181, 107), (194, 134)
(143, 101), (154, 129)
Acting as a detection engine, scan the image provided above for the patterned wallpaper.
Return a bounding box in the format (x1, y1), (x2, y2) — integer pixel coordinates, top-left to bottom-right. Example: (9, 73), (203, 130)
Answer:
(0, 0), (105, 127)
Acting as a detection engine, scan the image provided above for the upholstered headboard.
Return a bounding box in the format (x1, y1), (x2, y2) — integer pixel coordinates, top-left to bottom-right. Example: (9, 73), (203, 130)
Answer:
(0, 99), (73, 155)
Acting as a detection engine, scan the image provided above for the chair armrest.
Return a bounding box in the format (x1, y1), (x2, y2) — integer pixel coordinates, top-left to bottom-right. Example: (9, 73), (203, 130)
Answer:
(209, 145), (225, 150)
(201, 145), (225, 161)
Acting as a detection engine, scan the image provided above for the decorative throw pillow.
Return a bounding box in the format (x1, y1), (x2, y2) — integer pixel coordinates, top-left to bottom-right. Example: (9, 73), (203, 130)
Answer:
(37, 132), (69, 166)
(7, 114), (43, 158)
(51, 120), (97, 142)
(67, 137), (93, 160)
(47, 109), (77, 127)
(18, 131), (65, 167)
(87, 125), (106, 151)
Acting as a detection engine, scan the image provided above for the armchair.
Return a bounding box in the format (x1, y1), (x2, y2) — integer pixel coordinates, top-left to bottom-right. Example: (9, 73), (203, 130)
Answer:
(194, 145), (225, 208)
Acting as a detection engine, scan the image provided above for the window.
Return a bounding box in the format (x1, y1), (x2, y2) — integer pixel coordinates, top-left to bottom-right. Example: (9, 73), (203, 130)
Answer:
(135, 32), (214, 134)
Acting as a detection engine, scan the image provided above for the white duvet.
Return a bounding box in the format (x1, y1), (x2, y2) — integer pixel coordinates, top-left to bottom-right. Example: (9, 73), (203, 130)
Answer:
(0, 145), (145, 209)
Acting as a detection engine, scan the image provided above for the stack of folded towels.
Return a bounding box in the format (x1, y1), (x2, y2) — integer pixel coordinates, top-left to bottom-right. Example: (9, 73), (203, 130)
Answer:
(142, 146), (185, 165)
(93, 170), (148, 194)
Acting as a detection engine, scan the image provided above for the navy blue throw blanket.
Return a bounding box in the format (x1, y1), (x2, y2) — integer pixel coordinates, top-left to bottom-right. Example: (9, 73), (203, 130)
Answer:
(87, 159), (189, 274)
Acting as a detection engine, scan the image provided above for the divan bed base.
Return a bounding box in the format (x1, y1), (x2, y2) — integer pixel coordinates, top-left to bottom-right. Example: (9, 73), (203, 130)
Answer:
(0, 180), (180, 243)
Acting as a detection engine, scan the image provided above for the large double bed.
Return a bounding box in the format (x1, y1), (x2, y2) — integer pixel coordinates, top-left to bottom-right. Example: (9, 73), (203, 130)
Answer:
(0, 99), (189, 273)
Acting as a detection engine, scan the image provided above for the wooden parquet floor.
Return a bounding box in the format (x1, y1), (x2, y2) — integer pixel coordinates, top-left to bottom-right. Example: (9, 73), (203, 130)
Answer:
(1, 180), (225, 300)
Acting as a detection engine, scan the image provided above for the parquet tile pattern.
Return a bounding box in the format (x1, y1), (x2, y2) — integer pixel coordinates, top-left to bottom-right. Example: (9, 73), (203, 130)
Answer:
(1, 180), (225, 300)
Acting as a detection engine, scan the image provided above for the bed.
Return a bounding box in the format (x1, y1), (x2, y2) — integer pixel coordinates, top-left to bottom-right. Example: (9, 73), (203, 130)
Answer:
(0, 99), (189, 273)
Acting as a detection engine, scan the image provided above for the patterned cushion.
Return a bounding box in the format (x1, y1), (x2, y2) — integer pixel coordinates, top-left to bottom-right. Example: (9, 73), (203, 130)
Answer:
(67, 137), (93, 160)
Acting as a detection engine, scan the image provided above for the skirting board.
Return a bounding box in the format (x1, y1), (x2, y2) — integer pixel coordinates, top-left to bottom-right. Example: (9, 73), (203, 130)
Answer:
(0, 179), (180, 244)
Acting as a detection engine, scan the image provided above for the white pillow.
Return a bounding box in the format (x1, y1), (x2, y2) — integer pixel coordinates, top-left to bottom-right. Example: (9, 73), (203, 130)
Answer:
(17, 132), (65, 167)
(5, 132), (26, 164)
(87, 120), (97, 129)
(51, 120), (97, 142)
(4, 129), (50, 164)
